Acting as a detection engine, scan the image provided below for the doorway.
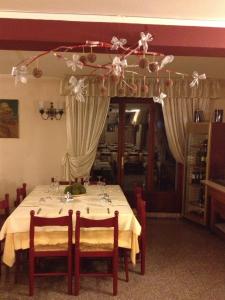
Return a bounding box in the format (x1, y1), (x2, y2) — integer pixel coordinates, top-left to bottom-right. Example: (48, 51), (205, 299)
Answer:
(91, 97), (180, 212)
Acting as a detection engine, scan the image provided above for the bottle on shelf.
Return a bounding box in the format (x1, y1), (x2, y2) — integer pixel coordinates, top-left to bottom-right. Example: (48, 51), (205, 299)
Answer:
(199, 185), (205, 207)
(200, 139), (208, 166)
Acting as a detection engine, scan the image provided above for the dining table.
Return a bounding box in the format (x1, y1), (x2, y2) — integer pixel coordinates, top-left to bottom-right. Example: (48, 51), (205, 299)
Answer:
(0, 184), (141, 267)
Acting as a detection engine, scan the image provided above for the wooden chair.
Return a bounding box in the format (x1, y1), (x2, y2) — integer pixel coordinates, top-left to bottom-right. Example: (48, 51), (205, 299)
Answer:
(0, 193), (10, 276)
(132, 184), (144, 215)
(75, 210), (119, 296)
(14, 184), (26, 208)
(21, 183), (27, 199)
(123, 197), (146, 276)
(29, 210), (73, 296)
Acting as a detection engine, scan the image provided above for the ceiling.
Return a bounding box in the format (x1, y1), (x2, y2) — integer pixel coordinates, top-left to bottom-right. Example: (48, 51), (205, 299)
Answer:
(1, 0), (225, 25)
(0, 1), (225, 80)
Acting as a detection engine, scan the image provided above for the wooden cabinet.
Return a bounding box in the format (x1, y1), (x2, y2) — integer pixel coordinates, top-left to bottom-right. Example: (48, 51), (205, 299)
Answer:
(183, 122), (210, 225)
(183, 122), (225, 226)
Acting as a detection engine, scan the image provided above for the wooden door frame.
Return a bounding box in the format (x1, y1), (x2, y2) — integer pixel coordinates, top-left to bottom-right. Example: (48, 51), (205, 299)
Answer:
(111, 97), (183, 213)
(111, 97), (154, 191)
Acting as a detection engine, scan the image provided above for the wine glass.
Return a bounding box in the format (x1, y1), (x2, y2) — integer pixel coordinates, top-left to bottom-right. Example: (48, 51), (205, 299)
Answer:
(84, 176), (91, 188)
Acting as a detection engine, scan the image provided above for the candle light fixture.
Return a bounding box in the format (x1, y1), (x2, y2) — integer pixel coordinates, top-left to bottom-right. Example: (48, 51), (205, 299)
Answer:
(39, 102), (64, 120)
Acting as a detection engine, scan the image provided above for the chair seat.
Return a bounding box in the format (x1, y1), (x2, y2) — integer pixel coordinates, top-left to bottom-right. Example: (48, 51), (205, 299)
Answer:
(80, 242), (113, 252)
(35, 243), (68, 252)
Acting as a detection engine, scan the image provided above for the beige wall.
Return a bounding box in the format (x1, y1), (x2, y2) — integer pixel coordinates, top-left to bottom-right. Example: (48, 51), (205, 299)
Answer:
(0, 75), (224, 207)
(0, 76), (66, 205)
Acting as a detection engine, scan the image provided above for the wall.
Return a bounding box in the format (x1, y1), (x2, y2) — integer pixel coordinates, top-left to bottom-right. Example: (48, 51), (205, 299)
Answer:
(0, 75), (224, 208)
(0, 76), (67, 205)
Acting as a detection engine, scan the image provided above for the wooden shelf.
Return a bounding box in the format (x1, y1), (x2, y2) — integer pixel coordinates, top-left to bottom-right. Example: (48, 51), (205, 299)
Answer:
(185, 211), (205, 225)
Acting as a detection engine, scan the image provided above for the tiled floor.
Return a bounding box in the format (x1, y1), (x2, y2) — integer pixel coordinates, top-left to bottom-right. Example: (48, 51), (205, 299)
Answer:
(1, 218), (225, 300)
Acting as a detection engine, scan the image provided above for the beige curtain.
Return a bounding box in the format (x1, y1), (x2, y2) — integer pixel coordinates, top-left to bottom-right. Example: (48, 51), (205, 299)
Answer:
(60, 77), (220, 167)
(62, 95), (110, 180)
(162, 97), (210, 164)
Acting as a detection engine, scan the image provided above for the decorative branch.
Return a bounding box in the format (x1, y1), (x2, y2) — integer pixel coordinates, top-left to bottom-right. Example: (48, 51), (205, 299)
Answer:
(11, 32), (207, 103)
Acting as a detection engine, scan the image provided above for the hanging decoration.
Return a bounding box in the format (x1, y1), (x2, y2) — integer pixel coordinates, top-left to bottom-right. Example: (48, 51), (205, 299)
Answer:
(153, 92), (167, 106)
(189, 71), (207, 88)
(68, 76), (87, 102)
(11, 32), (207, 105)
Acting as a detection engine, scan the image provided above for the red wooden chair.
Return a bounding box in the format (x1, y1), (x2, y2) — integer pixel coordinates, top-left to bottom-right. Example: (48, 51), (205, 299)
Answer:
(21, 183), (27, 199)
(123, 197), (146, 276)
(29, 210), (73, 296)
(75, 210), (119, 296)
(0, 193), (10, 276)
(132, 184), (144, 215)
(14, 187), (24, 207)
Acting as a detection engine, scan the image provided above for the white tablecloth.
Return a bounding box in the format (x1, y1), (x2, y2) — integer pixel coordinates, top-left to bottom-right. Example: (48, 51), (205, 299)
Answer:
(0, 185), (141, 266)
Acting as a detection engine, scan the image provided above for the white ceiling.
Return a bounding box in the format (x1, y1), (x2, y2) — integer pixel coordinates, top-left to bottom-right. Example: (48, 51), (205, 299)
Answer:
(0, 0), (224, 20)
(1, 0), (225, 27)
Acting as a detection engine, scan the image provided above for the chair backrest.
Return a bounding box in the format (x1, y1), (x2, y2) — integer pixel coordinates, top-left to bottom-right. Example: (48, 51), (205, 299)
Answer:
(29, 210), (73, 251)
(137, 198), (147, 238)
(134, 185), (144, 199)
(75, 211), (119, 251)
(21, 183), (27, 199)
(14, 188), (24, 208)
(0, 193), (10, 218)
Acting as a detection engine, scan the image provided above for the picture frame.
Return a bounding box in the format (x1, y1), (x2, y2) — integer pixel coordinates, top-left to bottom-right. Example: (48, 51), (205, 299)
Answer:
(0, 99), (19, 138)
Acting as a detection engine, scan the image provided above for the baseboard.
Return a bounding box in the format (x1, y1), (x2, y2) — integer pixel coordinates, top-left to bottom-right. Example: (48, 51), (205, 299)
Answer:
(147, 212), (182, 218)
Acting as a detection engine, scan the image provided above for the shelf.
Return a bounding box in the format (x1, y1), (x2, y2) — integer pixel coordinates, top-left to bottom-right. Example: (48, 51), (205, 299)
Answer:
(185, 211), (205, 225)
(215, 223), (225, 233)
(188, 164), (206, 168)
(188, 201), (205, 212)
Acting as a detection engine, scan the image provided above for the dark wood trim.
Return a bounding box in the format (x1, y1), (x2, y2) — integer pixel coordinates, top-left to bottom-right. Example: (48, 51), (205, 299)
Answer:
(1, 18), (225, 56)
(208, 186), (225, 233)
(147, 102), (155, 191)
(176, 163), (184, 212)
(117, 103), (125, 184)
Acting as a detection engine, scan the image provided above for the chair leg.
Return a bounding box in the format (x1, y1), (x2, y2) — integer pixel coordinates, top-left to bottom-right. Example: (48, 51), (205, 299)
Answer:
(29, 254), (34, 296)
(15, 250), (21, 284)
(124, 250), (129, 282)
(74, 255), (80, 296)
(113, 255), (118, 296)
(140, 246), (146, 275)
(68, 254), (72, 295)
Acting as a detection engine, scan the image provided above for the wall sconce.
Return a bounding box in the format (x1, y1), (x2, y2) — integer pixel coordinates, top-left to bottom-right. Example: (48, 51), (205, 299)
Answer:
(39, 102), (64, 120)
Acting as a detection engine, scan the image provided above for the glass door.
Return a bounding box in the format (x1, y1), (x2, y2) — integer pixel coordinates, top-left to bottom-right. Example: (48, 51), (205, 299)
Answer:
(92, 98), (178, 212)
(122, 102), (152, 192)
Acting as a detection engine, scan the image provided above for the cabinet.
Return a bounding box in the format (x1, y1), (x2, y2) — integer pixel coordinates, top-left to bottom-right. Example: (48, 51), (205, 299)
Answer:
(183, 123), (210, 225)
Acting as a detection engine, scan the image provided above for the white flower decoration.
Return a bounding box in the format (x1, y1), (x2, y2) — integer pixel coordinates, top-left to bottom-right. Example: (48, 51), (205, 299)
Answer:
(189, 71), (206, 88)
(153, 92), (167, 106)
(111, 36), (127, 50)
(158, 55), (174, 70)
(138, 32), (153, 53)
(69, 76), (86, 102)
(11, 65), (28, 84)
(66, 54), (83, 72)
(112, 56), (127, 77)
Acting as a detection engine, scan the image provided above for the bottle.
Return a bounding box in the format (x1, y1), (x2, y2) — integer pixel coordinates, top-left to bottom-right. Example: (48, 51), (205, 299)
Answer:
(196, 149), (201, 166)
(191, 171), (196, 184)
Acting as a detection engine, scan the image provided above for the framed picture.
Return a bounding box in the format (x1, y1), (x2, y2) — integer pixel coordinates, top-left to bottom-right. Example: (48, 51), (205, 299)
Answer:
(0, 99), (19, 138)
